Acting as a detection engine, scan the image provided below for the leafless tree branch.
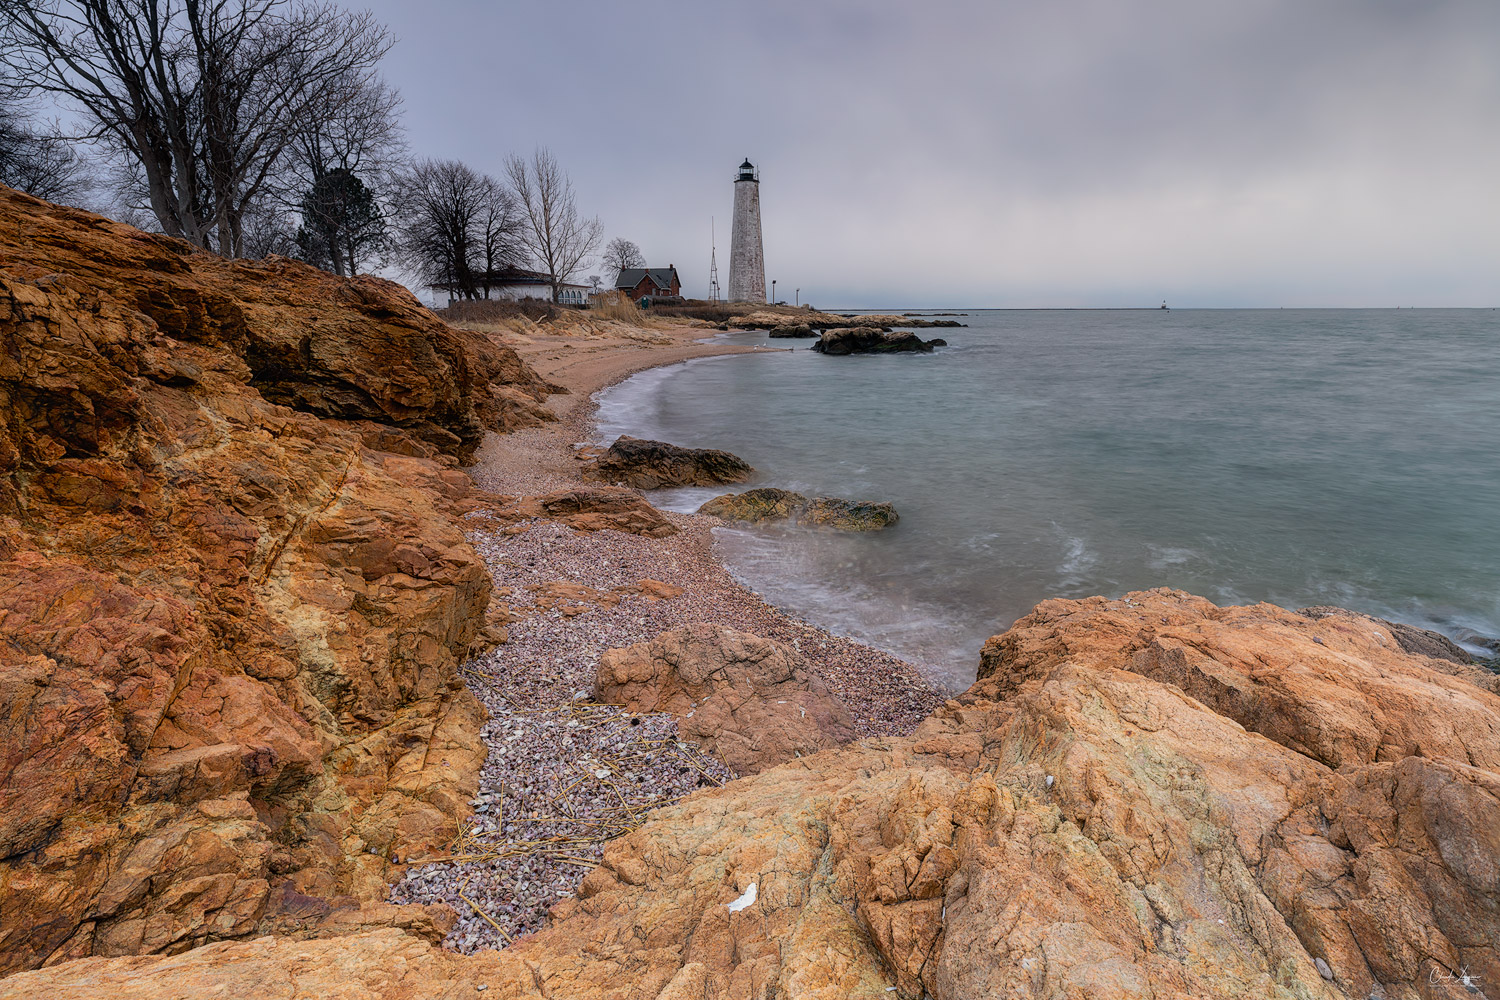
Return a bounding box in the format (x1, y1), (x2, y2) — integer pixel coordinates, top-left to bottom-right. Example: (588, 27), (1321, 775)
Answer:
(1, 0), (393, 256)
(505, 147), (603, 303)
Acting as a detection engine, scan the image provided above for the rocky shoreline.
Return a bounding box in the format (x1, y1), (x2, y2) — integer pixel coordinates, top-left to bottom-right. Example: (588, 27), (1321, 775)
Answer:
(5, 187), (1500, 1000)
(379, 314), (944, 951)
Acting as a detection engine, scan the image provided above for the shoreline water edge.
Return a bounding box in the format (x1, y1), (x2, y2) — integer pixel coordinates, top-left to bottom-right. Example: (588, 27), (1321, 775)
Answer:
(593, 312), (1500, 677)
(402, 315), (1499, 952)
(385, 322), (945, 949)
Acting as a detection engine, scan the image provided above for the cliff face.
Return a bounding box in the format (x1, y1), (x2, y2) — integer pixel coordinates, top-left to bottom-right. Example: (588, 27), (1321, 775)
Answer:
(0, 188), (555, 463)
(8, 590), (1497, 1000)
(0, 188), (554, 972)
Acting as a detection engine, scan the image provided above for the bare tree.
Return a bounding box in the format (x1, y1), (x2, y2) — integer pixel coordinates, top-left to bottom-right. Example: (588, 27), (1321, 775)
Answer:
(504, 147), (602, 303)
(0, 110), (91, 202)
(475, 179), (523, 299)
(239, 198), (299, 258)
(391, 157), (521, 302)
(288, 70), (403, 188)
(600, 236), (645, 284)
(0, 63), (91, 202)
(1, 0), (392, 257)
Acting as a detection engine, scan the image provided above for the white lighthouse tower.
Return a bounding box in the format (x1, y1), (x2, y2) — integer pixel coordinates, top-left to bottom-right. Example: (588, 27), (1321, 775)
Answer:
(728, 158), (766, 303)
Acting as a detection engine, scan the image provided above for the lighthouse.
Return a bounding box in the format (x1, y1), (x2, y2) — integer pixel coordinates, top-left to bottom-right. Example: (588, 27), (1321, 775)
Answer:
(728, 158), (766, 303)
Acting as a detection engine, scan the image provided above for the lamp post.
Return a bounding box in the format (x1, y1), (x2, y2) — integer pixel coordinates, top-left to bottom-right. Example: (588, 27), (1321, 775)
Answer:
(795, 288), (800, 308)
(771, 279), (776, 305)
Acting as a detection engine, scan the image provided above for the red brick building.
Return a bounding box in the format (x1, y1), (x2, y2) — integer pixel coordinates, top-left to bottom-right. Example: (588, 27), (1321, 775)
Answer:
(615, 266), (682, 303)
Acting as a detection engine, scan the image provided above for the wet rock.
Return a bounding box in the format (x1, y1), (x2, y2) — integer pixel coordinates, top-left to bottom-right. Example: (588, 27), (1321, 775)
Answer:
(585, 435), (753, 490)
(812, 327), (944, 355)
(802, 497), (899, 531)
(767, 323), (817, 338)
(594, 625), (858, 774)
(697, 487), (809, 522)
(902, 318), (964, 328)
(697, 489), (899, 531)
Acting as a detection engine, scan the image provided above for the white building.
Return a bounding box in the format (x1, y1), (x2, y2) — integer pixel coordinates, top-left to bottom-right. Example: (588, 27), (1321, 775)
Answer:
(428, 267), (591, 306)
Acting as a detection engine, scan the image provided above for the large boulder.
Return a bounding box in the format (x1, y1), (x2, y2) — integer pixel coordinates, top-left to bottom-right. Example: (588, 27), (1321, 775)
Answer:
(594, 625), (858, 774)
(511, 486), (677, 538)
(0, 187), (556, 972)
(697, 487), (808, 522)
(16, 588), (1500, 1000)
(0, 928), (502, 1000)
(812, 327), (945, 355)
(978, 589), (1500, 757)
(586, 435), (753, 490)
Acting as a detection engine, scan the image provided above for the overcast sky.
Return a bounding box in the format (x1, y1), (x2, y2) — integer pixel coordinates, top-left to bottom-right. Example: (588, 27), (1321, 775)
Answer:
(364, 0), (1500, 308)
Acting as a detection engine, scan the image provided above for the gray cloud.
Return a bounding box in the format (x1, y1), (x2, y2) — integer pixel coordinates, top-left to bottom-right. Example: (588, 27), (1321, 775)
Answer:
(357, 0), (1500, 305)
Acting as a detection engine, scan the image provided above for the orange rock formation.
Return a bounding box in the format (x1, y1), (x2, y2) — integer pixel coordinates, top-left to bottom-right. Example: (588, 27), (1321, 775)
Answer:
(9, 589), (1497, 1000)
(3, 188), (1498, 1000)
(595, 624), (859, 774)
(0, 186), (553, 971)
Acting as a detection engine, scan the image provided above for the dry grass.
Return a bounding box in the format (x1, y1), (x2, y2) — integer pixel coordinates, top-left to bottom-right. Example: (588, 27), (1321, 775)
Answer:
(433, 292), (675, 344)
(437, 298), (576, 325)
(589, 290), (645, 324)
(644, 299), (744, 324)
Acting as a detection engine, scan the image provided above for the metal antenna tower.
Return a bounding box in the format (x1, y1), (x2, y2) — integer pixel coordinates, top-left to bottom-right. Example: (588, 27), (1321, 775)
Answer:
(708, 217), (721, 303)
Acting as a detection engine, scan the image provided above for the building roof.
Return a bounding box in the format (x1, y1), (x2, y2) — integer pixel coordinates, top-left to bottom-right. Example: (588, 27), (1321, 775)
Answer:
(615, 267), (679, 292)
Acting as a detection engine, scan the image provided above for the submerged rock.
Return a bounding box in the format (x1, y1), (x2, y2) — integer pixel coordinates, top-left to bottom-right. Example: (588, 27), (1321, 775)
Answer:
(697, 489), (899, 531)
(585, 435), (753, 490)
(904, 317), (964, 328)
(594, 624), (858, 774)
(812, 326), (945, 355)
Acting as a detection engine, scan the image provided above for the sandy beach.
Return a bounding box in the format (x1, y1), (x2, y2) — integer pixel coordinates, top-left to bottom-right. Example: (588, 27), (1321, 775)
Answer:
(390, 321), (943, 950)
(468, 321), (774, 492)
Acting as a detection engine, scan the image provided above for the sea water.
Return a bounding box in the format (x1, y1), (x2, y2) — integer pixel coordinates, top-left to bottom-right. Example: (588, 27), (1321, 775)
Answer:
(595, 309), (1500, 691)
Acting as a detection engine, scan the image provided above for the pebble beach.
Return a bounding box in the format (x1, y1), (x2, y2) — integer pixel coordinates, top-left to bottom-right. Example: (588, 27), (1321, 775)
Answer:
(388, 323), (944, 951)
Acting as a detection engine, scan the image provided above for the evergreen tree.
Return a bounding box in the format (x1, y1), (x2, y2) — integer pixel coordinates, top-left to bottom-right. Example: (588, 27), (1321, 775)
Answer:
(297, 168), (387, 276)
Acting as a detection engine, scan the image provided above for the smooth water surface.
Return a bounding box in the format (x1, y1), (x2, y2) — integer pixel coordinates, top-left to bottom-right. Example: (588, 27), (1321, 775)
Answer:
(596, 309), (1500, 690)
